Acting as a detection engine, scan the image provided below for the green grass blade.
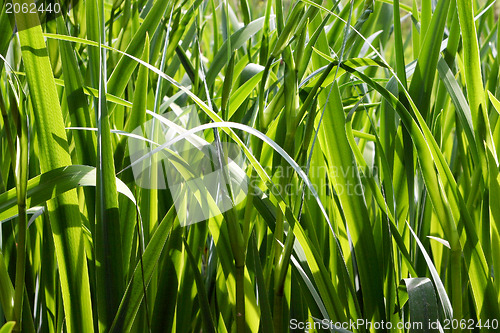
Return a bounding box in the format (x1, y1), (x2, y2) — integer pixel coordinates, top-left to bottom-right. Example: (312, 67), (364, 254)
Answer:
(12, 3), (94, 331)
(56, 15), (96, 166)
(318, 82), (385, 323)
(408, 0), (450, 119)
(402, 278), (440, 332)
(0, 322), (15, 333)
(407, 223), (453, 320)
(107, 0), (170, 97)
(110, 208), (176, 332)
(456, 0), (496, 175)
(183, 238), (216, 333)
(0, 166), (135, 224)
(91, 1), (125, 329)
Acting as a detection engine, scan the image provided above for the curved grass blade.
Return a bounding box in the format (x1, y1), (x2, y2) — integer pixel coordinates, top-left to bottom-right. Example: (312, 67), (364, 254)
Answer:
(0, 322), (15, 333)
(0, 166), (136, 223)
(407, 222), (453, 320)
(402, 278), (440, 332)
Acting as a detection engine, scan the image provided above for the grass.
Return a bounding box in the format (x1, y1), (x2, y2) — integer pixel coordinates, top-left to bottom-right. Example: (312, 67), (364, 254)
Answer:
(0, 0), (500, 332)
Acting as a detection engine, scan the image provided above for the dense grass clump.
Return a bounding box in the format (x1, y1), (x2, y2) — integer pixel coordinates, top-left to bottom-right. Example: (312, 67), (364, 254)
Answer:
(0, 0), (500, 332)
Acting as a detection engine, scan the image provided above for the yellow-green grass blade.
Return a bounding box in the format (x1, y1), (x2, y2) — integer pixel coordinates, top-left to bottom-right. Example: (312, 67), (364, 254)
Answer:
(345, 114), (417, 277)
(487, 148), (500, 305)
(456, 0), (496, 179)
(0, 165), (135, 223)
(344, 63), (500, 322)
(56, 15), (96, 166)
(0, 252), (34, 333)
(0, 322), (15, 333)
(12, 78), (28, 333)
(0, 251), (13, 321)
(183, 238), (216, 333)
(109, 207), (176, 333)
(318, 82), (385, 323)
(408, 0), (450, 119)
(116, 36), (150, 285)
(0, 250), (36, 333)
(12, 2), (94, 331)
(107, 0), (170, 98)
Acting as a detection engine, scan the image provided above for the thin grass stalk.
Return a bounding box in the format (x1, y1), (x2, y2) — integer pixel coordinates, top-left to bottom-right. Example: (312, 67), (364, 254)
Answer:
(13, 96), (28, 333)
(450, 249), (462, 333)
(273, 45), (298, 333)
(0, 92), (15, 165)
(222, 182), (246, 333)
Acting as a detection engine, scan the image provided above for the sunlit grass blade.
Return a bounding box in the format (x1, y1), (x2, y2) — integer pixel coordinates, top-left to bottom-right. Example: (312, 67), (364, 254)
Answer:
(12, 2), (94, 331)
(110, 208), (176, 332)
(318, 81), (385, 323)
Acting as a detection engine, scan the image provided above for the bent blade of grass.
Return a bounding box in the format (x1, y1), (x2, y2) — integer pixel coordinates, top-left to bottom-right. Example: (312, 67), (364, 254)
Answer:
(407, 222), (453, 320)
(0, 165), (136, 223)
(0, 322), (15, 333)
(12, 2), (94, 331)
(402, 278), (440, 332)
(117, 118), (355, 323)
